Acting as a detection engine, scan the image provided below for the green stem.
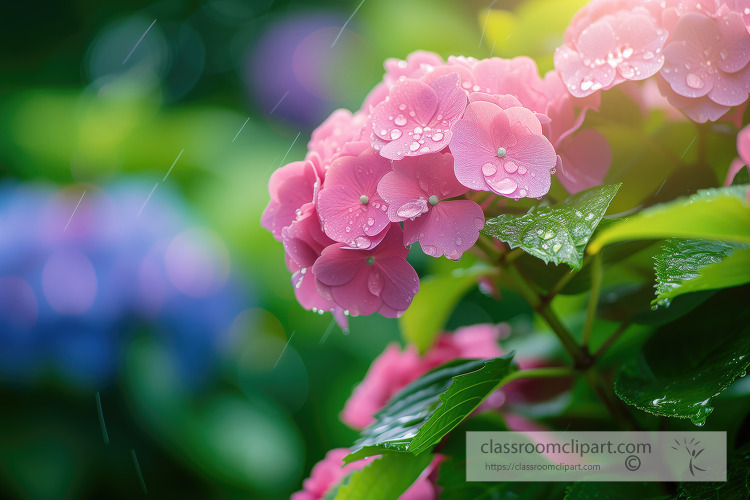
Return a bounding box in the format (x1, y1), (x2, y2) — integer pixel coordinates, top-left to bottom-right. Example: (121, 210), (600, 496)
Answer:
(475, 234), (501, 263)
(594, 322), (631, 360)
(581, 253), (603, 349)
(501, 366), (576, 385)
(583, 370), (637, 431)
(504, 263), (589, 368)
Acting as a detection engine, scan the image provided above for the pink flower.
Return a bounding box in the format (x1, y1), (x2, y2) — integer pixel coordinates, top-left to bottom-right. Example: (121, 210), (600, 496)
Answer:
(261, 159), (319, 240)
(341, 324), (506, 429)
(451, 100), (558, 199)
(724, 124), (750, 201)
(542, 71), (611, 193)
(292, 448), (439, 500)
(658, 10), (750, 122)
(316, 143), (392, 250)
(377, 152), (484, 260)
(282, 203), (349, 327)
(312, 223), (418, 318)
(554, 2), (667, 97)
(307, 109), (369, 172)
(370, 73), (468, 160)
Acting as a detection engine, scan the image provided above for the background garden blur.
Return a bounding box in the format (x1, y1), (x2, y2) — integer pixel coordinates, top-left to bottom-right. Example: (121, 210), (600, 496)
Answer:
(0, 0), (622, 498)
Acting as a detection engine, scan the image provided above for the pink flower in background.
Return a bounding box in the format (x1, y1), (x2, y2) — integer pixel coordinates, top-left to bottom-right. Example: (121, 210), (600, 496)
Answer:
(292, 448), (439, 500)
(451, 100), (558, 199)
(658, 10), (750, 122)
(377, 152), (484, 260)
(469, 57), (549, 113)
(261, 159), (319, 240)
(316, 143), (392, 250)
(541, 71), (611, 193)
(312, 224), (418, 318)
(554, 4), (668, 97)
(341, 324), (506, 429)
(370, 73), (468, 160)
(724, 124), (750, 201)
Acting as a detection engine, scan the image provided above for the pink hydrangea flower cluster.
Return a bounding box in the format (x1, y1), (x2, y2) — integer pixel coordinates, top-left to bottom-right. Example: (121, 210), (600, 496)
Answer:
(555, 0), (750, 122)
(291, 448), (440, 500)
(262, 50), (613, 322)
(340, 322), (571, 430)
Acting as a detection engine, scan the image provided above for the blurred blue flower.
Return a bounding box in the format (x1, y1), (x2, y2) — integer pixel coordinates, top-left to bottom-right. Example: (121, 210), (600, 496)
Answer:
(0, 180), (250, 389)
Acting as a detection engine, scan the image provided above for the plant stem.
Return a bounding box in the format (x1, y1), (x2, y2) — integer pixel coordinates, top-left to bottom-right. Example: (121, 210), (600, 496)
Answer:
(583, 369), (637, 431)
(504, 263), (590, 368)
(582, 253), (603, 348)
(594, 322), (631, 360)
(501, 366), (576, 385)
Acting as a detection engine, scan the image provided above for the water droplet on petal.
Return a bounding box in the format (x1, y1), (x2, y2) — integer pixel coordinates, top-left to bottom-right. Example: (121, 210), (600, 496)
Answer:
(395, 115), (407, 126)
(422, 244), (438, 256)
(686, 73), (704, 89)
(489, 177), (517, 195)
(432, 132), (444, 141)
(619, 62), (635, 79)
(580, 79), (594, 91)
(409, 142), (420, 151)
(504, 162), (518, 174)
(473, 217), (484, 229)
(643, 51), (654, 60)
(355, 236), (371, 249)
(398, 103), (407, 111)
(390, 129), (402, 140)
(482, 163), (497, 176)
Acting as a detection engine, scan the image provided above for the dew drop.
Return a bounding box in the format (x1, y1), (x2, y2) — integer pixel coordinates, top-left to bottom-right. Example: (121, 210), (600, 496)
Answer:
(398, 103), (407, 111)
(503, 162), (518, 174)
(380, 129), (387, 136)
(643, 51), (655, 60)
(473, 217), (484, 229)
(517, 166), (527, 175)
(355, 236), (371, 249)
(518, 189), (527, 197)
(489, 177), (517, 195)
(395, 115), (407, 126)
(432, 132), (444, 141)
(420, 146), (430, 153)
(580, 79), (594, 91)
(619, 62), (635, 79)
(686, 73), (704, 89)
(481, 163), (497, 176)
(409, 142), (420, 151)
(390, 129), (402, 140)
(423, 244), (438, 256)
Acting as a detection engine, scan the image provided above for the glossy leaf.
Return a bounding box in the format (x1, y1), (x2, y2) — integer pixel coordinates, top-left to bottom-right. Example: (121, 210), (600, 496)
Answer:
(615, 290), (750, 425)
(331, 452), (433, 500)
(588, 186), (750, 254)
(400, 265), (490, 354)
(346, 355), (516, 462)
(653, 239), (750, 307)
(483, 184), (621, 269)
(677, 444), (750, 499)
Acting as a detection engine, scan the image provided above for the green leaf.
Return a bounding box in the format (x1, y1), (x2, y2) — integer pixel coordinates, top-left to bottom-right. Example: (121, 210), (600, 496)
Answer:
(588, 185), (750, 254)
(346, 355), (516, 462)
(615, 289), (750, 425)
(330, 452), (433, 500)
(653, 239), (750, 307)
(565, 482), (670, 500)
(483, 184), (621, 269)
(400, 265), (490, 354)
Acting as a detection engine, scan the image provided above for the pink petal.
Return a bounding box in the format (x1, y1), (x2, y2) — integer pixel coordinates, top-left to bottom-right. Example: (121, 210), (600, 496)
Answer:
(313, 244), (368, 287)
(430, 72), (469, 124)
(717, 10), (750, 74)
(371, 78), (437, 140)
(709, 68), (750, 106)
(331, 266), (383, 316)
(261, 160), (318, 240)
(450, 119), (494, 191)
(486, 134), (556, 199)
(557, 129), (612, 194)
(317, 149), (391, 248)
(738, 125), (750, 165)
(661, 40), (714, 98)
(504, 106), (543, 136)
(724, 157), (748, 186)
(404, 200), (484, 260)
(376, 255), (419, 312)
(290, 263), (335, 312)
(656, 73), (731, 122)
